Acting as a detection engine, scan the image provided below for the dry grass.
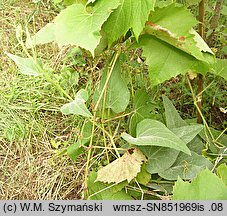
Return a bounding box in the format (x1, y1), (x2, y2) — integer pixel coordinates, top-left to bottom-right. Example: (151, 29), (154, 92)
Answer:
(0, 0), (85, 199)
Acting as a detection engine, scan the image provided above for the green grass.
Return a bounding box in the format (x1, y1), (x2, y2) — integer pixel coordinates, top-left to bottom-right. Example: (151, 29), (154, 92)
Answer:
(0, 0), (85, 199)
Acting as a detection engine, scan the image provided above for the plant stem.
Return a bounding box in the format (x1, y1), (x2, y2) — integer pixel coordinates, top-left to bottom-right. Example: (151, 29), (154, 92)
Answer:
(197, 74), (203, 124)
(197, 0), (205, 124)
(84, 51), (121, 198)
(94, 51), (120, 111)
(187, 76), (216, 142)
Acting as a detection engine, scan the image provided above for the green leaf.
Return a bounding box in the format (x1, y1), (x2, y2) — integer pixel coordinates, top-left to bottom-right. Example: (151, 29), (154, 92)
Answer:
(187, 136), (204, 154)
(172, 125), (204, 144)
(93, 59), (130, 113)
(26, 23), (55, 48)
(159, 151), (213, 180)
(67, 121), (92, 160)
(144, 4), (213, 61)
(163, 95), (187, 128)
(140, 146), (179, 174)
(94, 29), (108, 56)
(122, 119), (191, 155)
(210, 59), (227, 81)
(129, 89), (153, 136)
(155, 0), (173, 8)
(199, 127), (227, 148)
(88, 171), (133, 200)
(173, 168), (227, 200)
(6, 53), (41, 76)
(103, 0), (156, 45)
(64, 0), (86, 6)
(140, 124), (203, 174)
(33, 1), (120, 55)
(138, 4), (215, 86)
(138, 35), (209, 86)
(136, 163), (151, 185)
(221, 5), (227, 16)
(78, 121), (92, 145)
(150, 4), (197, 36)
(217, 164), (227, 186)
(184, 0), (202, 6)
(55, 1), (120, 55)
(163, 96), (204, 143)
(67, 143), (83, 161)
(163, 96), (204, 154)
(191, 29), (213, 54)
(60, 89), (92, 117)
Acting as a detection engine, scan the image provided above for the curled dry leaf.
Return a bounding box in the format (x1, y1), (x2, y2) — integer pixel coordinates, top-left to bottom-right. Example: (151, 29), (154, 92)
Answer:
(188, 71), (197, 80)
(96, 149), (146, 184)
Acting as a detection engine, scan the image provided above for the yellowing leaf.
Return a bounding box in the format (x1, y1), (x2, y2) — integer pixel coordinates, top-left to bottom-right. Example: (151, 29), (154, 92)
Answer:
(190, 29), (213, 54)
(96, 149), (146, 184)
(132, 148), (147, 163)
(188, 71), (197, 80)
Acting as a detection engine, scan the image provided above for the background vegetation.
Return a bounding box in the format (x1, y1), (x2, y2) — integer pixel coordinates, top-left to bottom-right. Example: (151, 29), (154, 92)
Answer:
(0, 0), (226, 199)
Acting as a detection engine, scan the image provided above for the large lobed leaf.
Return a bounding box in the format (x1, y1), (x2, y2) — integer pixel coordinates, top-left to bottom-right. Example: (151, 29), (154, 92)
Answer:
(96, 149), (146, 184)
(173, 168), (227, 200)
(137, 4), (215, 86)
(26, 23), (55, 48)
(138, 35), (210, 86)
(30, 0), (121, 55)
(144, 4), (213, 61)
(217, 164), (227, 186)
(103, 0), (156, 46)
(210, 59), (227, 81)
(122, 119), (191, 155)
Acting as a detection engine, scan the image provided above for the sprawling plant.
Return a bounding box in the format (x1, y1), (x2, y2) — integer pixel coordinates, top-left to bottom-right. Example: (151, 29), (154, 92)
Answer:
(7, 0), (227, 199)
